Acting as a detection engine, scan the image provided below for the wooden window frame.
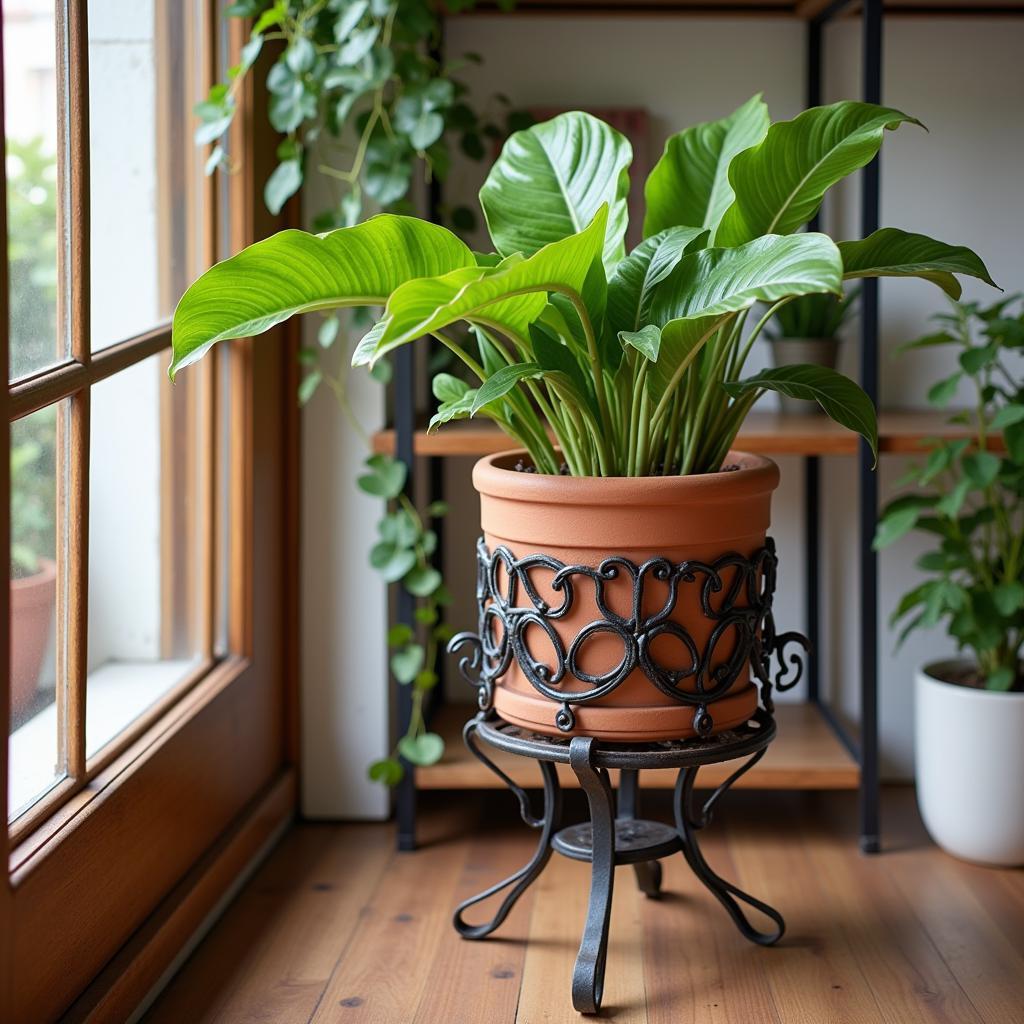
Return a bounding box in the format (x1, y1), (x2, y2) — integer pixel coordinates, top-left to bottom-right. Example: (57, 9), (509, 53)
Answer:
(0, 4), (300, 1020)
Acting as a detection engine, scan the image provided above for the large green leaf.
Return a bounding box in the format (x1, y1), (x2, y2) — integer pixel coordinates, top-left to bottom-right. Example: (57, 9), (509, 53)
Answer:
(170, 216), (472, 378)
(716, 102), (922, 246)
(649, 232), (843, 326)
(606, 227), (707, 336)
(479, 111), (631, 271)
(362, 206), (609, 362)
(723, 364), (878, 460)
(838, 228), (997, 299)
(643, 94), (769, 237)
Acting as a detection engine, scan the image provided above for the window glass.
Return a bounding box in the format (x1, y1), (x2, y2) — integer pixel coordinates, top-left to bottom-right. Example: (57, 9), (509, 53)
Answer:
(86, 355), (206, 757)
(88, 0), (205, 349)
(5, 0), (68, 381)
(9, 402), (67, 818)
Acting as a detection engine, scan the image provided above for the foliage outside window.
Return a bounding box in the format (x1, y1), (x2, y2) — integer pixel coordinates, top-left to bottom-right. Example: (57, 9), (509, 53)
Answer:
(7, 137), (59, 579)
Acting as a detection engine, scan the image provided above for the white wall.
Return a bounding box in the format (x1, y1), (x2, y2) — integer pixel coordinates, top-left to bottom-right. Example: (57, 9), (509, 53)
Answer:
(301, 14), (1024, 811)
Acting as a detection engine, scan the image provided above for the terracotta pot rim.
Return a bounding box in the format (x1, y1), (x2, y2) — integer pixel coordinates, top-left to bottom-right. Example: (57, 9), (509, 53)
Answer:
(921, 659), (1024, 699)
(10, 556), (57, 591)
(473, 449), (780, 506)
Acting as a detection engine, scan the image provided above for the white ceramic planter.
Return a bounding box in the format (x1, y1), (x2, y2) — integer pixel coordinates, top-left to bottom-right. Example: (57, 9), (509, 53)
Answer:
(916, 660), (1024, 866)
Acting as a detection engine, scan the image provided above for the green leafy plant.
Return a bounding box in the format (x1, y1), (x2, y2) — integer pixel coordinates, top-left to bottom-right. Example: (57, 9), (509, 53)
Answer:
(198, 0), (523, 228)
(875, 296), (1024, 692)
(766, 288), (859, 340)
(198, 0), (525, 783)
(173, 96), (996, 776)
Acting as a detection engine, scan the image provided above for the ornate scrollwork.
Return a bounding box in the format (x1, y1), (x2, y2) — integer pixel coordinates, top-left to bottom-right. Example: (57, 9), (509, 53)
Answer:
(448, 536), (808, 736)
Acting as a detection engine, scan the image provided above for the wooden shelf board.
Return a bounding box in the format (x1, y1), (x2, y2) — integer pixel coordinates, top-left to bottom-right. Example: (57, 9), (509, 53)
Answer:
(418, 702), (859, 791)
(372, 410), (1004, 459)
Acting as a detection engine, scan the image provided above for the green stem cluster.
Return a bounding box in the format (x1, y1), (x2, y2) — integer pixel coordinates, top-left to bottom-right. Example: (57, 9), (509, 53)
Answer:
(465, 297), (781, 477)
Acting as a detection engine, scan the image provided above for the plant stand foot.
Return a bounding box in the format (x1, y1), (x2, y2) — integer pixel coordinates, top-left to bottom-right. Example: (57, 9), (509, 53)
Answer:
(674, 753), (785, 946)
(453, 719), (563, 940)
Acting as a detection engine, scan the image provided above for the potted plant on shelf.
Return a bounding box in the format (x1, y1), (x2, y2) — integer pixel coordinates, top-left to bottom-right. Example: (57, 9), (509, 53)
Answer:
(10, 411), (57, 723)
(763, 290), (858, 415)
(170, 97), (993, 776)
(875, 295), (1023, 866)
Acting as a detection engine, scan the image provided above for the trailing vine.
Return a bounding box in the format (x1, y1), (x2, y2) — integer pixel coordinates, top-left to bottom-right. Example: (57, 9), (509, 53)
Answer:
(197, 0), (525, 784)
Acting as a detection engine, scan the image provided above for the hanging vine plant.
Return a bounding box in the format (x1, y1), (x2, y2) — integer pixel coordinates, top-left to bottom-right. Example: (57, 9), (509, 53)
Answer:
(196, 0), (524, 784)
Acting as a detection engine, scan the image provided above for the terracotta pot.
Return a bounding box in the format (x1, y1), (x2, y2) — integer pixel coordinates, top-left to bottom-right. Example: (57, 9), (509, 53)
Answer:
(10, 558), (57, 721)
(471, 450), (780, 741)
(768, 337), (838, 416)
(916, 660), (1024, 866)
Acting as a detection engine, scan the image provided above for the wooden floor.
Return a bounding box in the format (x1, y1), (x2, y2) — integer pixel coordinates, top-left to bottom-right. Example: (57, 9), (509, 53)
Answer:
(145, 788), (1024, 1024)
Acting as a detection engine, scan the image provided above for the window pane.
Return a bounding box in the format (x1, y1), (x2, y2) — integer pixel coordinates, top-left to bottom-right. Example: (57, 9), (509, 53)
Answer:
(86, 355), (207, 757)
(88, 0), (206, 350)
(4, 0), (68, 381)
(9, 402), (68, 819)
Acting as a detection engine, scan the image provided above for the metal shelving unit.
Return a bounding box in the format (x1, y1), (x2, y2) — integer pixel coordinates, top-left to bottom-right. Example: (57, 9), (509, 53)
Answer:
(386, 0), (1023, 852)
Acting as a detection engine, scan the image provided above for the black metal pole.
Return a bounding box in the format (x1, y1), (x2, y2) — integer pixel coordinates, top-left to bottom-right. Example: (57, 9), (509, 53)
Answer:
(395, 344), (417, 851)
(859, 0), (883, 855)
(805, 15), (823, 706)
(425, 30), (446, 725)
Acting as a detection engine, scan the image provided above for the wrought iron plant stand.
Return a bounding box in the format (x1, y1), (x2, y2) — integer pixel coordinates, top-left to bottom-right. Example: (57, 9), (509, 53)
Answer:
(448, 537), (807, 1014)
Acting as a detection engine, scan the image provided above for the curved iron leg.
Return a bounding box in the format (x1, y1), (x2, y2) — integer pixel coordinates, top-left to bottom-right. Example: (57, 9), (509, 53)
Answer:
(453, 721), (562, 940)
(570, 737), (615, 1015)
(673, 752), (785, 946)
(618, 769), (662, 898)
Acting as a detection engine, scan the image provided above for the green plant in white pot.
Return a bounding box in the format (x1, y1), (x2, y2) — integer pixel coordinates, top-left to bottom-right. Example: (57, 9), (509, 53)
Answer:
(171, 97), (993, 779)
(764, 290), (858, 415)
(876, 295), (1024, 865)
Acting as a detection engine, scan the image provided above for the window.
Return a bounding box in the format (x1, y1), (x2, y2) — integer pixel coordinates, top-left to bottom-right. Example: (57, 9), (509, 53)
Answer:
(2, 5), (296, 1021)
(6, 0), (215, 838)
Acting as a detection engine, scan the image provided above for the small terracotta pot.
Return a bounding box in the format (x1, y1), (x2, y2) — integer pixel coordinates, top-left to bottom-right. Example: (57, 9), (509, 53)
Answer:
(10, 558), (57, 721)
(472, 450), (780, 741)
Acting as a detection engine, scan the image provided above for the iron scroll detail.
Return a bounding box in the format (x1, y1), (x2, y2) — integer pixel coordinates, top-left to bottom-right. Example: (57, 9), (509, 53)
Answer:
(448, 536), (808, 736)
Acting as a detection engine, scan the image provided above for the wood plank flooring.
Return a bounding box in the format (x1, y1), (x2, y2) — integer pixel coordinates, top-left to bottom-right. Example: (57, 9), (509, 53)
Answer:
(144, 788), (1024, 1024)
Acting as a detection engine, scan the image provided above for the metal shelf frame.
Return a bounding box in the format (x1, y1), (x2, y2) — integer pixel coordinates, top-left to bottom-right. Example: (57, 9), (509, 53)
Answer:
(387, 0), (1006, 853)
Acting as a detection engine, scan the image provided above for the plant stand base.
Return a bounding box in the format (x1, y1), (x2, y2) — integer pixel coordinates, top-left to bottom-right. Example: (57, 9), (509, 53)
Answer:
(452, 710), (785, 1015)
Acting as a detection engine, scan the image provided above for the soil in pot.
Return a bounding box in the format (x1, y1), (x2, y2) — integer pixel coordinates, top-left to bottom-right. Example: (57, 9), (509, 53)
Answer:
(10, 558), (57, 722)
(472, 450), (780, 742)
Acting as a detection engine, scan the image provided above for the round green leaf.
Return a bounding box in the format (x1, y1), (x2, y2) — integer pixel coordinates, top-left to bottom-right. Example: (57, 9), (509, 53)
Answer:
(368, 757), (404, 785)
(398, 732), (445, 766)
(390, 645), (425, 684)
(264, 159), (303, 216)
(404, 566), (442, 597)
